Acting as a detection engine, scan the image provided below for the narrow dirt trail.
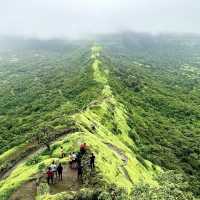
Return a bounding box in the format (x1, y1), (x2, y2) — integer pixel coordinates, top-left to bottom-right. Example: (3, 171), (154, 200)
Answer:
(1, 132), (74, 181)
(50, 165), (80, 194)
(105, 142), (133, 183)
(0, 145), (38, 179)
(104, 142), (128, 164)
(1, 147), (45, 180)
(8, 164), (80, 200)
(9, 181), (37, 200)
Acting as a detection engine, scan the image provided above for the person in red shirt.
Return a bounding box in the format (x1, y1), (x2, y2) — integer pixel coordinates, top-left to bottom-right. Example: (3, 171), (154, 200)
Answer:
(47, 167), (54, 184)
(80, 143), (87, 154)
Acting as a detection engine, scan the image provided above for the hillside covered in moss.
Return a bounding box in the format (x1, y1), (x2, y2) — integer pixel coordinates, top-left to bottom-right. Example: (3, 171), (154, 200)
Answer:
(0, 33), (200, 199)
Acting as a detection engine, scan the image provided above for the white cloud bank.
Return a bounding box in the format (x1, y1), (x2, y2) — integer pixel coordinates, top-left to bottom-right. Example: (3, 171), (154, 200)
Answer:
(0, 0), (199, 38)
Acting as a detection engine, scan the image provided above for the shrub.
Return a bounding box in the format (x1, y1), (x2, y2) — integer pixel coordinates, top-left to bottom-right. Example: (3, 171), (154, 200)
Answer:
(26, 155), (42, 166)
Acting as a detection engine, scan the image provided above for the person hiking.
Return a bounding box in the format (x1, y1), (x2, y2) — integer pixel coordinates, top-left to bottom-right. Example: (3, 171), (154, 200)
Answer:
(69, 153), (74, 168)
(76, 152), (82, 167)
(50, 161), (57, 179)
(80, 143), (87, 154)
(90, 153), (95, 169)
(57, 163), (63, 181)
(72, 152), (77, 161)
(77, 164), (83, 181)
(72, 152), (78, 169)
(47, 167), (53, 184)
(69, 152), (77, 169)
(60, 146), (65, 158)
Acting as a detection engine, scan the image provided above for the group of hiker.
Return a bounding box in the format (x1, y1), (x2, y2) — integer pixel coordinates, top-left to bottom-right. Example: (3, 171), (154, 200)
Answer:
(46, 142), (95, 184)
(47, 161), (63, 184)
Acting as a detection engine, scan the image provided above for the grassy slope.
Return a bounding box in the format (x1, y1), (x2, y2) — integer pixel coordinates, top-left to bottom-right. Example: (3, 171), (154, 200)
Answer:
(73, 45), (161, 187)
(0, 144), (27, 165)
(102, 40), (200, 196)
(0, 45), (161, 200)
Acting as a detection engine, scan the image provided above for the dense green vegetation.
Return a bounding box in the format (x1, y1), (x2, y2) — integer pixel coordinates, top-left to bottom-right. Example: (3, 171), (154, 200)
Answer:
(0, 44), (102, 153)
(0, 33), (200, 199)
(98, 33), (200, 196)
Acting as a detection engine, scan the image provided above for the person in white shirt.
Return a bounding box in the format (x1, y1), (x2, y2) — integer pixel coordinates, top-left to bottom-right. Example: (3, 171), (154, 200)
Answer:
(50, 161), (57, 179)
(72, 152), (77, 161)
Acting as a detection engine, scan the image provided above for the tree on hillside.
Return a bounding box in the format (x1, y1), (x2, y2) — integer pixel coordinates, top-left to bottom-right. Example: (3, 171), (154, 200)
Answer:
(34, 126), (54, 151)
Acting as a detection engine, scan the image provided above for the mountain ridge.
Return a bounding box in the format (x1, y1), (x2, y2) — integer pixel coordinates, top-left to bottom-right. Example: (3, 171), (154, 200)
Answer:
(0, 34), (199, 199)
(0, 45), (161, 200)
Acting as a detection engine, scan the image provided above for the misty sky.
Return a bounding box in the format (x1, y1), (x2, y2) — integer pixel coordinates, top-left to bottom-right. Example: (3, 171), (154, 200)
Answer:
(0, 0), (200, 38)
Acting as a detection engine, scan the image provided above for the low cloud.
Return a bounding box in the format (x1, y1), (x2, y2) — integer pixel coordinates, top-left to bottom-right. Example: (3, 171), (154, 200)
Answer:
(0, 0), (199, 39)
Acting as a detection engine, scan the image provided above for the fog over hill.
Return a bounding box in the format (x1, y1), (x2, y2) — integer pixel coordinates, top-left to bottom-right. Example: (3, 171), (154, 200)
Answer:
(0, 0), (200, 39)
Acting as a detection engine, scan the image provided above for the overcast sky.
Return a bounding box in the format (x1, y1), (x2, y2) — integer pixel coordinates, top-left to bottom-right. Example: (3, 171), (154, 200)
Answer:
(0, 0), (199, 38)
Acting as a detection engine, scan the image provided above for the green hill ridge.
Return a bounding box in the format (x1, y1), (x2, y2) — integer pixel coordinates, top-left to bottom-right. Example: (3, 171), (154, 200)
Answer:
(0, 45), (161, 200)
(0, 35), (199, 200)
